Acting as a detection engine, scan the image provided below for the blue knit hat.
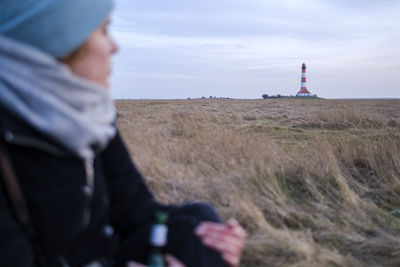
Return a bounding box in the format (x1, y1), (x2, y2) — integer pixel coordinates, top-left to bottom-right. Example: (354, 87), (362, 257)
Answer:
(0, 0), (114, 58)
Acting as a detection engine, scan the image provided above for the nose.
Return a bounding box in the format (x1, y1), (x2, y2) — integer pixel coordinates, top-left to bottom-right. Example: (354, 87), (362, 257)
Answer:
(110, 38), (119, 55)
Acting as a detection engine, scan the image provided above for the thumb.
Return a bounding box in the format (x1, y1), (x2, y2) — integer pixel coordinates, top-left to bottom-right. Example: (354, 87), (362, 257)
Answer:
(165, 254), (186, 267)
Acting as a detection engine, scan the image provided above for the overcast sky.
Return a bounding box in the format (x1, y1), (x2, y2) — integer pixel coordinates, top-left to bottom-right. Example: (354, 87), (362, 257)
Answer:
(110, 0), (400, 99)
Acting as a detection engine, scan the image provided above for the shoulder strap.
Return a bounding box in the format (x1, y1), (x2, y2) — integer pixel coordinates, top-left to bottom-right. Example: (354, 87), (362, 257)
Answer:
(0, 140), (46, 266)
(0, 141), (31, 226)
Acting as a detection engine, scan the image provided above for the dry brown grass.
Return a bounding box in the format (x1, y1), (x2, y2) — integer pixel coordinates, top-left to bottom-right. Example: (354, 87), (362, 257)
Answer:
(116, 99), (400, 267)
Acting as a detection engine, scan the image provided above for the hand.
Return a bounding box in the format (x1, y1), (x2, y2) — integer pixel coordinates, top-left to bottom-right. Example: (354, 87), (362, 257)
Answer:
(165, 254), (186, 267)
(195, 219), (247, 267)
(126, 254), (185, 267)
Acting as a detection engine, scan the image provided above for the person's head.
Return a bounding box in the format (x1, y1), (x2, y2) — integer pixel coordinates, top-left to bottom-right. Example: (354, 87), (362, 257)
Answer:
(60, 17), (119, 88)
(0, 0), (118, 88)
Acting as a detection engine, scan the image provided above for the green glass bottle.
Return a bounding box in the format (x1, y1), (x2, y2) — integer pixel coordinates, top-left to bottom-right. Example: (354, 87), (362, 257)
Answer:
(148, 212), (168, 267)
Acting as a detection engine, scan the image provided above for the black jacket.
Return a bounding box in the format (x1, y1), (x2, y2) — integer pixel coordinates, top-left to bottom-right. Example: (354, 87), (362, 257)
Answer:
(0, 108), (160, 267)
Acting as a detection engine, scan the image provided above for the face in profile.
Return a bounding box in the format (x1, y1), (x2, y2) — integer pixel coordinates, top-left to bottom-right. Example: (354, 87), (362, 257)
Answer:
(62, 17), (119, 88)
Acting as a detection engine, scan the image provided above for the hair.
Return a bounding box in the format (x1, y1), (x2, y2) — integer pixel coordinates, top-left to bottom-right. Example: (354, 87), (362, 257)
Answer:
(59, 43), (88, 64)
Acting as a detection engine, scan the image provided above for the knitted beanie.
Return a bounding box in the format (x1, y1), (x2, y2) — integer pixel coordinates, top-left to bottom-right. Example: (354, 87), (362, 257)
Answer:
(0, 0), (113, 58)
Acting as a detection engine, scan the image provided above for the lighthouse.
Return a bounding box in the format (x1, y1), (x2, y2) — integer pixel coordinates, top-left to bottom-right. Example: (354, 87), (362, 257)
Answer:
(296, 63), (312, 97)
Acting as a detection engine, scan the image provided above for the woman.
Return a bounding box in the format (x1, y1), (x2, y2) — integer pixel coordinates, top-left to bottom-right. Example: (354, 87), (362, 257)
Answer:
(0, 0), (246, 267)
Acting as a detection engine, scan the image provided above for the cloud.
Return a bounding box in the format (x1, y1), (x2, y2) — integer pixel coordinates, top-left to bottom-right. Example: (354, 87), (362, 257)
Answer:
(110, 0), (400, 99)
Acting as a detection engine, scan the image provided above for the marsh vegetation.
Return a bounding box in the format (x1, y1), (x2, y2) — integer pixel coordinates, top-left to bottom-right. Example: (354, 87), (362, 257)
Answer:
(116, 99), (400, 267)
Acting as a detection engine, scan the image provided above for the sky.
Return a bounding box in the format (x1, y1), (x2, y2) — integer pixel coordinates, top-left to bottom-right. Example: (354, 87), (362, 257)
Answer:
(109, 0), (400, 99)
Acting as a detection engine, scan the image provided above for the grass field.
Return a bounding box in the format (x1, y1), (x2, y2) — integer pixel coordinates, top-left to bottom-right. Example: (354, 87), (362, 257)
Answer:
(116, 99), (400, 267)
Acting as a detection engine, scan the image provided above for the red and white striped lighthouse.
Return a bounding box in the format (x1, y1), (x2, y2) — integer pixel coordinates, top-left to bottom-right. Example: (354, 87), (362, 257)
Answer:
(296, 63), (312, 96)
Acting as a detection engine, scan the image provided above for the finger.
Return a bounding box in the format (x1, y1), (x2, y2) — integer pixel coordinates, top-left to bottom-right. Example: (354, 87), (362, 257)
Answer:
(196, 225), (246, 255)
(195, 222), (230, 237)
(200, 232), (245, 267)
(165, 254), (186, 267)
(227, 219), (247, 238)
(227, 218), (238, 227)
(196, 220), (247, 236)
(222, 252), (241, 267)
(196, 222), (247, 239)
(202, 231), (244, 250)
(126, 261), (146, 267)
(203, 236), (244, 261)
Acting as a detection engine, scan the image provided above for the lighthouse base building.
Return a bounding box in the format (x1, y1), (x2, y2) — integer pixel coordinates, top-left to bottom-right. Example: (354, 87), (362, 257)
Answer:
(296, 92), (313, 97)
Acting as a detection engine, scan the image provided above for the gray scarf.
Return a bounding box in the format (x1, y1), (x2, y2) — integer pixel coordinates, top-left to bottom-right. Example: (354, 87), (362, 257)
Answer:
(0, 35), (116, 161)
